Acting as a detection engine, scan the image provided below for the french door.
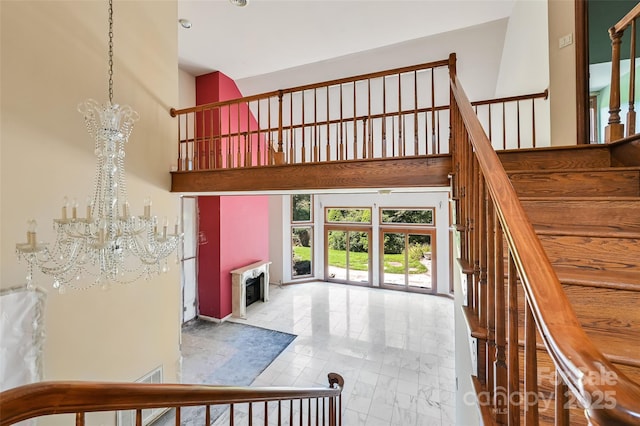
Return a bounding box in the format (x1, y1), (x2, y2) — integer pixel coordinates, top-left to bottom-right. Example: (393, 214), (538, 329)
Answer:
(324, 226), (371, 286)
(380, 228), (435, 293)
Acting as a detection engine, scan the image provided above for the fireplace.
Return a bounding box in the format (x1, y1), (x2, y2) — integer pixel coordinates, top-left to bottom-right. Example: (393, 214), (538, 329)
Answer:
(230, 260), (271, 319)
(245, 273), (264, 307)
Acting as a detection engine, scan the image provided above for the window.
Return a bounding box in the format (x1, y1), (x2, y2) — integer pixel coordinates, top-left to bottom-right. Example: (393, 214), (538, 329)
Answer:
(325, 208), (372, 223)
(291, 195), (313, 278)
(380, 208), (434, 225)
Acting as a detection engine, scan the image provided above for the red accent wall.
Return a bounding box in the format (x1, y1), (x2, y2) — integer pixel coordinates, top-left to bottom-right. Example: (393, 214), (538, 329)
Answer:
(195, 71), (270, 320)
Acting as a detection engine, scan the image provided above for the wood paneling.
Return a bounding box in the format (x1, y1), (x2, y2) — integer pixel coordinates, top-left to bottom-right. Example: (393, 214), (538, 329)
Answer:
(170, 156), (451, 193)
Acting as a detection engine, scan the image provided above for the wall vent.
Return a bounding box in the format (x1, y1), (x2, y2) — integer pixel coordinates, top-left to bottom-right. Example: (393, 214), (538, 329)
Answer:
(117, 366), (166, 426)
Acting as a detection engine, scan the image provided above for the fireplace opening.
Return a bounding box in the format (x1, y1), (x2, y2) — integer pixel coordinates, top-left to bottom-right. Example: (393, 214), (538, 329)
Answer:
(245, 273), (264, 307)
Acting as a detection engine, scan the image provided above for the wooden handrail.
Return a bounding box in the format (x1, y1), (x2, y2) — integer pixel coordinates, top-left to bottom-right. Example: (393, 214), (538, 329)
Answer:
(613, 2), (640, 33)
(450, 53), (640, 424)
(0, 374), (344, 426)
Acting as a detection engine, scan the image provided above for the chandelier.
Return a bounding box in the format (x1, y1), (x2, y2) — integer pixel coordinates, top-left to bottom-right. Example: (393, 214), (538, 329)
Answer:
(15, 0), (181, 293)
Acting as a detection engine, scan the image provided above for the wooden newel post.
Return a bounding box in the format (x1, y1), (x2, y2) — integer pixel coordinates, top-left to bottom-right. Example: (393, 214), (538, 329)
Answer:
(274, 90), (285, 165)
(606, 28), (625, 142)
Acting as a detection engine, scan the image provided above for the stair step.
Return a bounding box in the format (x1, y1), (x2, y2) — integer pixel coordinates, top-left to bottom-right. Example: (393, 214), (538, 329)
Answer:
(508, 167), (640, 197)
(521, 197), (640, 233)
(554, 266), (640, 291)
(538, 233), (640, 272)
(499, 145), (611, 171)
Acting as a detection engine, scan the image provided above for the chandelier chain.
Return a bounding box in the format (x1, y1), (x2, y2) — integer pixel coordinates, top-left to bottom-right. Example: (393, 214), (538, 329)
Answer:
(108, 0), (114, 104)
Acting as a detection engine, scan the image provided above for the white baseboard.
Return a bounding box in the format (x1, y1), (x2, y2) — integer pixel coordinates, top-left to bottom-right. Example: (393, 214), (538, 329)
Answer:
(198, 313), (231, 323)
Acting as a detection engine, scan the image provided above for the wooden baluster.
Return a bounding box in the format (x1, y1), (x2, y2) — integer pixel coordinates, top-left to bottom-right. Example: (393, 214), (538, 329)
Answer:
(367, 78), (372, 158)
(478, 169), (488, 385)
(398, 72), (402, 157)
(176, 114), (182, 171)
(302, 90), (306, 163)
(339, 84), (344, 160)
(531, 98), (536, 148)
(361, 118), (367, 159)
(175, 407), (181, 426)
(289, 93), (294, 164)
(507, 252), (520, 426)
(517, 100), (521, 149)
(290, 399), (294, 424)
(245, 132), (252, 167)
(217, 107), (222, 168)
(236, 104), (242, 168)
(134, 410), (142, 426)
(402, 115), (406, 156)
(316, 398), (320, 425)
(278, 400), (282, 425)
(256, 100), (261, 166)
(437, 108), (441, 153)
(431, 67), (436, 154)
(629, 19), (637, 137)
(353, 82), (357, 160)
(206, 405), (211, 425)
(314, 88), (319, 162)
(209, 106), (215, 169)
(485, 183), (496, 399)
(75, 412), (85, 426)
(335, 123), (339, 160)
(382, 77), (387, 158)
(326, 87), (331, 161)
(248, 402), (253, 426)
(524, 297), (539, 425)
(276, 91), (284, 164)
(185, 113), (191, 170)
(494, 206), (508, 424)
(391, 116), (395, 157)
(329, 396), (335, 426)
(606, 28), (624, 142)
(227, 105), (232, 168)
(414, 70), (419, 155)
(264, 401), (268, 426)
(502, 102), (506, 150)
(555, 371), (570, 426)
(299, 399), (303, 425)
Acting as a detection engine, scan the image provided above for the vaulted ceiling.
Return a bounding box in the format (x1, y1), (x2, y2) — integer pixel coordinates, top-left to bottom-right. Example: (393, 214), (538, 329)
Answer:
(178, 0), (516, 98)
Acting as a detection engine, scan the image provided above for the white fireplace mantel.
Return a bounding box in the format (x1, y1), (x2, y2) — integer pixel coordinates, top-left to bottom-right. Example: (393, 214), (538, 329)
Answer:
(230, 260), (271, 319)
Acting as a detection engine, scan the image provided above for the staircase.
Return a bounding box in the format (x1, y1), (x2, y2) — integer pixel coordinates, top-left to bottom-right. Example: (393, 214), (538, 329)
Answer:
(499, 143), (640, 424)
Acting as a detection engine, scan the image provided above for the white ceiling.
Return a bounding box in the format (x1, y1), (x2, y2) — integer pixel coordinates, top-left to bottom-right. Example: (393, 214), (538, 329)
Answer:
(178, 0), (516, 94)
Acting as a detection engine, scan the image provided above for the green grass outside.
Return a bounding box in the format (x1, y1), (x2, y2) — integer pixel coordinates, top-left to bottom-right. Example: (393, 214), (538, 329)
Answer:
(293, 246), (427, 274)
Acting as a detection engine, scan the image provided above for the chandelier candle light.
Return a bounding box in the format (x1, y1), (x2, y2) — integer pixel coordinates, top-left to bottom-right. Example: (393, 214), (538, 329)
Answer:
(15, 0), (181, 293)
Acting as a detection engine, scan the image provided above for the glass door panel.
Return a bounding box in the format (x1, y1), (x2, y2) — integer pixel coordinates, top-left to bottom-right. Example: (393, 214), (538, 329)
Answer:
(327, 230), (347, 281)
(407, 234), (432, 290)
(382, 232), (406, 286)
(381, 230), (434, 292)
(347, 231), (370, 284)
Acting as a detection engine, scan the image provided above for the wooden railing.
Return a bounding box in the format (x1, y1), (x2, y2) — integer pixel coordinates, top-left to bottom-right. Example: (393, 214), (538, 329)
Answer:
(0, 374), (344, 426)
(605, 3), (640, 142)
(449, 51), (640, 425)
(170, 62), (548, 172)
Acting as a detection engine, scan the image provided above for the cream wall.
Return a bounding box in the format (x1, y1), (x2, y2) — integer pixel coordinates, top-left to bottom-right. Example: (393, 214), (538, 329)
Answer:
(548, 0), (578, 146)
(494, 0), (551, 147)
(1, 1), (181, 423)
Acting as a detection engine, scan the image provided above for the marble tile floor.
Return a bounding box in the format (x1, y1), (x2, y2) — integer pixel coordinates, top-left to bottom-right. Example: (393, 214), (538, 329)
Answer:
(210, 281), (455, 426)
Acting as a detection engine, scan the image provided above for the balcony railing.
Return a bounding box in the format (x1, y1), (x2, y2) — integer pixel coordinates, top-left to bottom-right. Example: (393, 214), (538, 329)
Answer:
(170, 61), (548, 172)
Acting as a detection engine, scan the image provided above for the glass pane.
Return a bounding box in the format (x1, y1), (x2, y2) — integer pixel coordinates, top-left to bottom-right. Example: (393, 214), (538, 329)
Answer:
(292, 226), (313, 277)
(326, 208), (371, 223)
(381, 208), (434, 225)
(407, 234), (432, 289)
(348, 231), (369, 283)
(292, 194), (312, 222)
(383, 232), (406, 285)
(327, 230), (347, 281)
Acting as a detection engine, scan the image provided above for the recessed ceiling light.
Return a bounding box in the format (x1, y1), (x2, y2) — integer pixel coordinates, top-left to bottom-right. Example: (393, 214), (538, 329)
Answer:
(178, 18), (192, 29)
(229, 0), (248, 7)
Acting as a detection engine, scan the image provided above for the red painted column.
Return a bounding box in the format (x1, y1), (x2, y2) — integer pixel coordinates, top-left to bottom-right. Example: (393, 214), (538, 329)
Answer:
(195, 71), (270, 320)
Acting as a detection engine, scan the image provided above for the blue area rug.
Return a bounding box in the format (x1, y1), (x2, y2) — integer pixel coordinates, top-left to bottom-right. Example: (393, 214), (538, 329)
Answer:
(153, 320), (296, 426)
